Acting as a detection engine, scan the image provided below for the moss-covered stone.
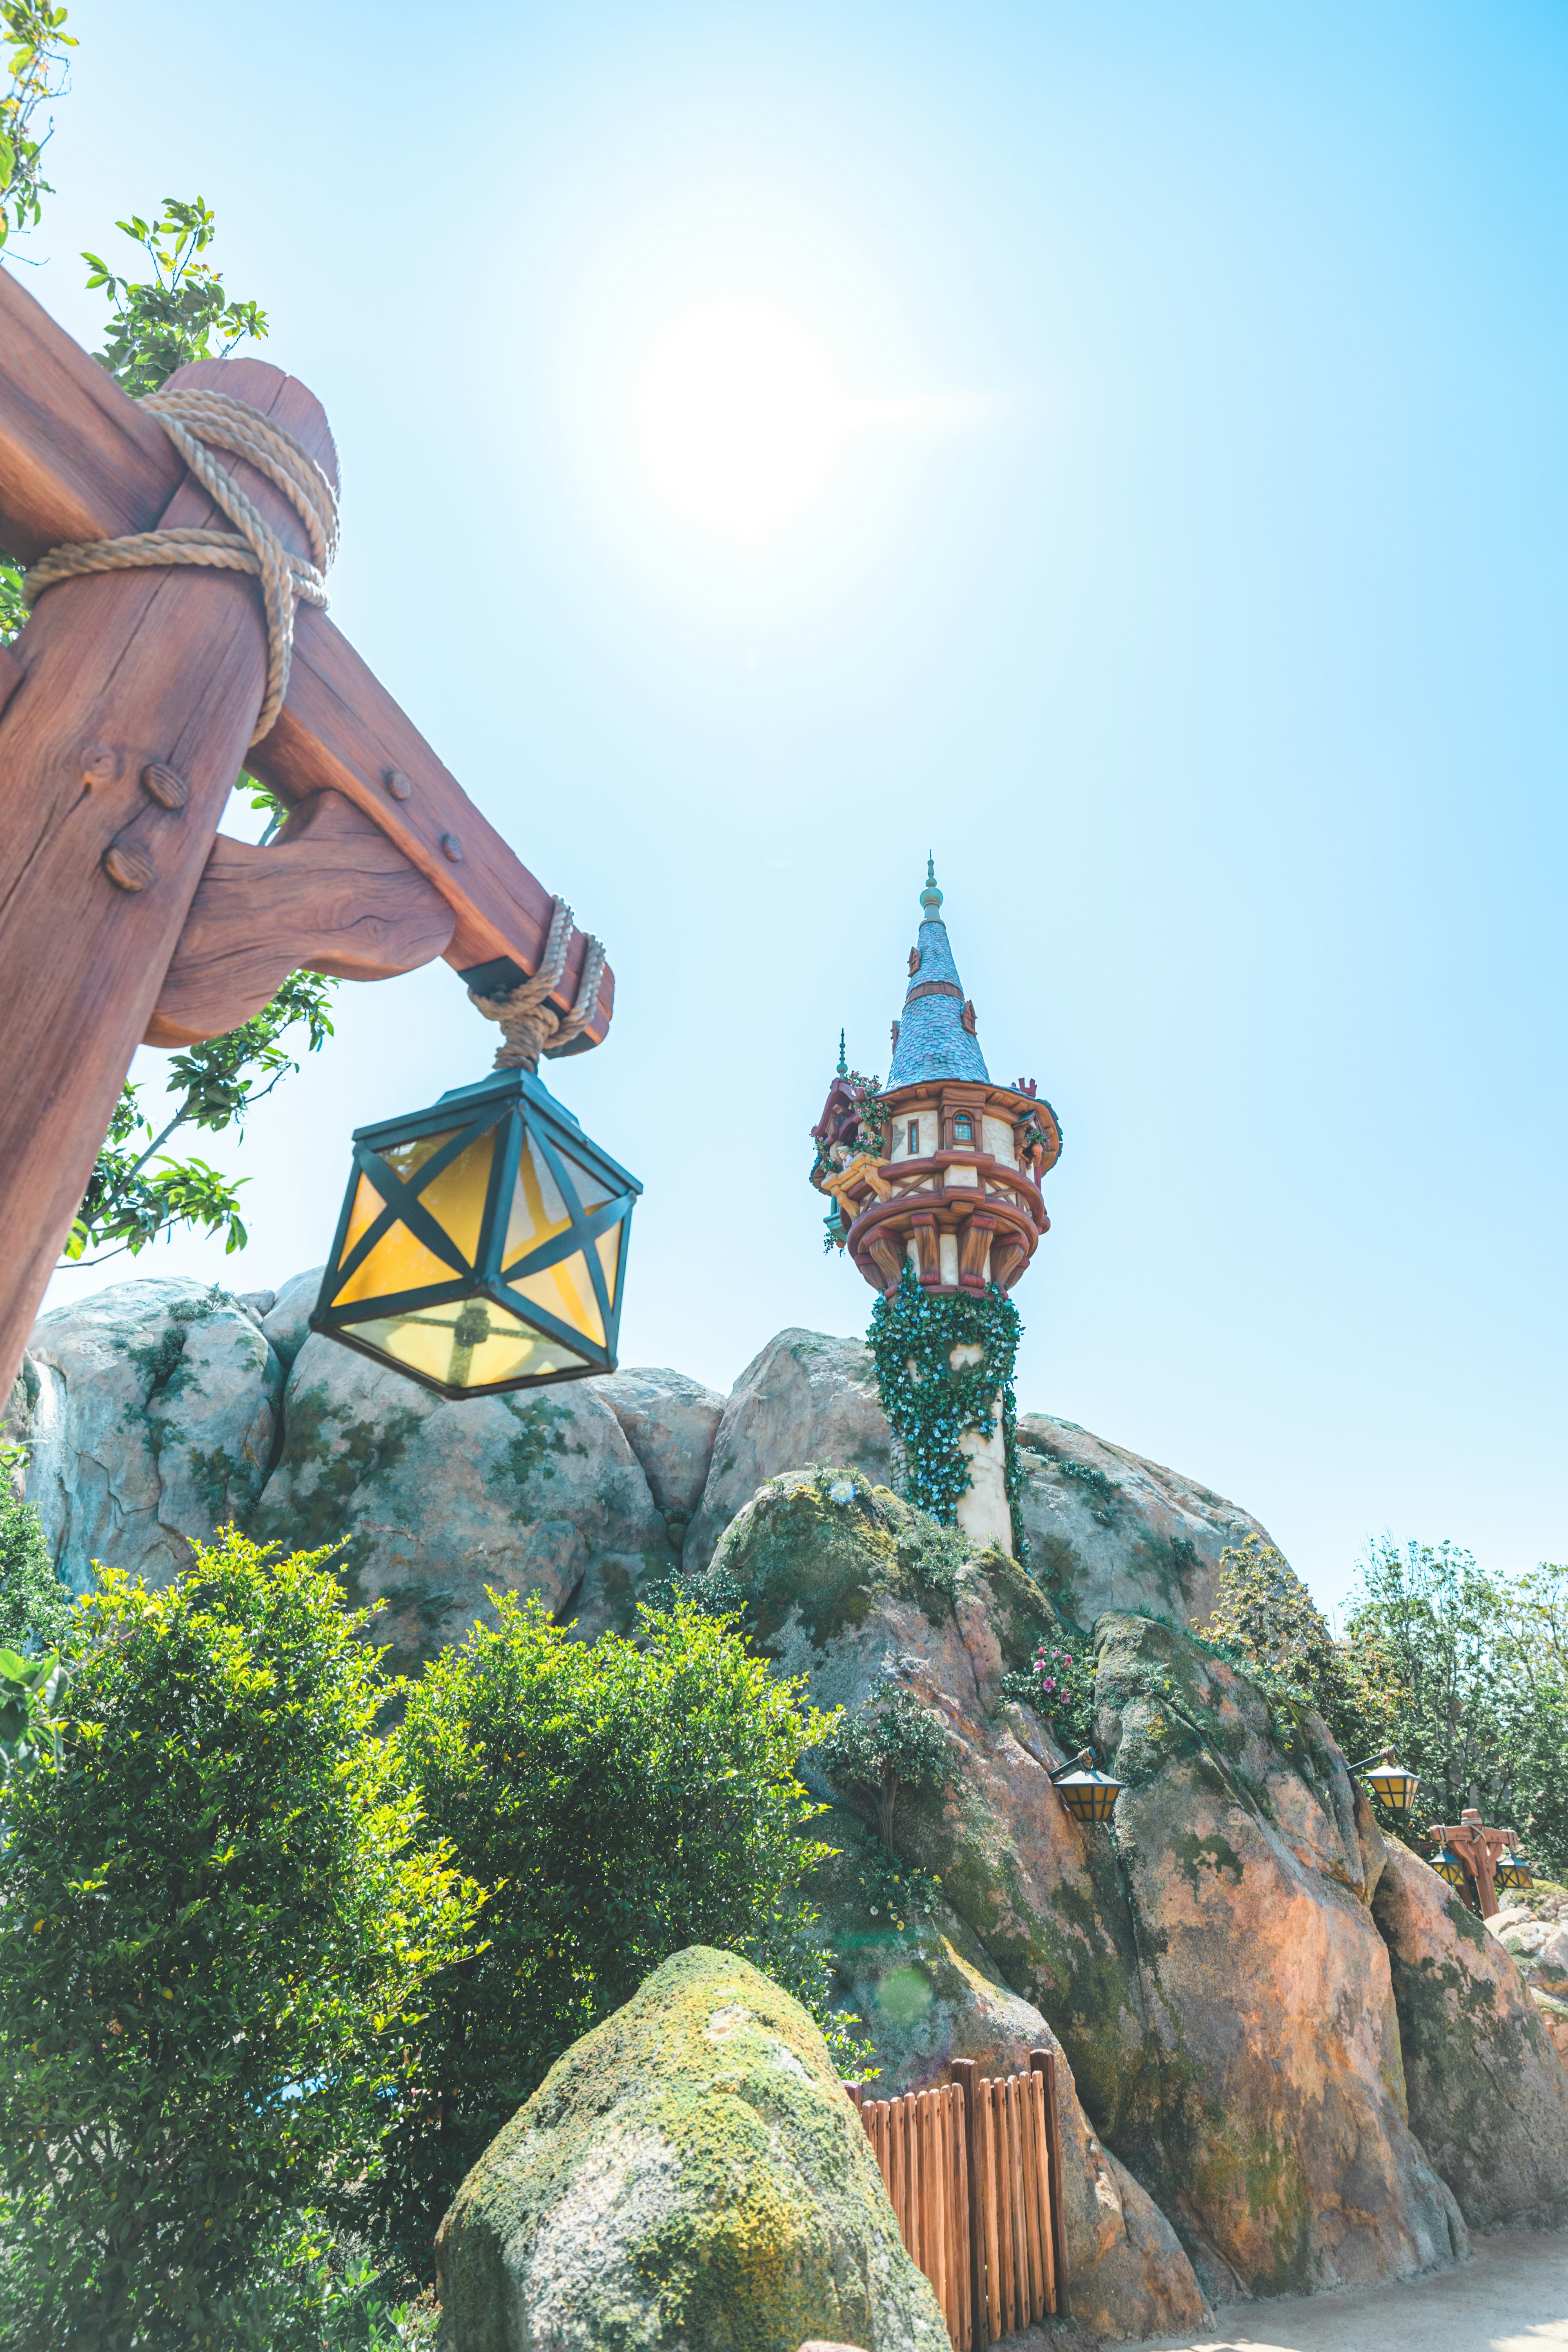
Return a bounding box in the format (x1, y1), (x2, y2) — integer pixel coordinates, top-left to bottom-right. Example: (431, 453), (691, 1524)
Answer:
(435, 1945), (948, 2352)
(1373, 1836), (1568, 2229)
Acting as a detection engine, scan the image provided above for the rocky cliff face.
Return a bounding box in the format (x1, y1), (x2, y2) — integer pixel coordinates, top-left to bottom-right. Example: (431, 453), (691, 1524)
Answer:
(8, 1290), (1266, 1656)
(10, 1273), (1562, 2343)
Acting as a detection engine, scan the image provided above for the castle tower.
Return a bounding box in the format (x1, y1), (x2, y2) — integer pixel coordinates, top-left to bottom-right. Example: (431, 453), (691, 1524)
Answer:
(809, 861), (1062, 1554)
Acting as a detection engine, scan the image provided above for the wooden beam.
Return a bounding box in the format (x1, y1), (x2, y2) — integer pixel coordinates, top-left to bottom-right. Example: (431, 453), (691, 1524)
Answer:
(0, 270), (612, 1045)
(0, 355), (337, 1390)
(147, 788), (456, 1047)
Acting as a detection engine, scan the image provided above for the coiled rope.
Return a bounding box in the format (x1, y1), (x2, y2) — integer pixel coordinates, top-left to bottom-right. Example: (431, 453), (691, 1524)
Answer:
(468, 897), (608, 1069)
(23, 387), (339, 745)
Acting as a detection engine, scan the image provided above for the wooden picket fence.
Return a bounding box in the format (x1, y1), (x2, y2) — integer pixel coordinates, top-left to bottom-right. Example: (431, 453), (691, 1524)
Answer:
(849, 2049), (1068, 2351)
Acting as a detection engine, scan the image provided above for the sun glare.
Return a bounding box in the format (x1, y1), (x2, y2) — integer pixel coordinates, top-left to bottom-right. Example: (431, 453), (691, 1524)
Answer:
(632, 302), (848, 539)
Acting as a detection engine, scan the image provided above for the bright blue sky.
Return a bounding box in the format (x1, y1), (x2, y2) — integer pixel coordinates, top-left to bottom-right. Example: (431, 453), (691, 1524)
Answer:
(26, 0), (1568, 1612)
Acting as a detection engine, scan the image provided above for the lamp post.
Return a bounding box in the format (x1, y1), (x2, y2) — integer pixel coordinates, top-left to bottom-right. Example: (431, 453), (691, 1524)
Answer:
(310, 1062), (640, 1398)
(1424, 1809), (1520, 1920)
(1049, 1748), (1125, 1826)
(1345, 1748), (1421, 1818)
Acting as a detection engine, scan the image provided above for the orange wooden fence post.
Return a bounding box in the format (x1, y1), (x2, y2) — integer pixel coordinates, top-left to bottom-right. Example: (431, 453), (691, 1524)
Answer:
(1031, 2048), (1070, 2317)
(952, 2060), (986, 2352)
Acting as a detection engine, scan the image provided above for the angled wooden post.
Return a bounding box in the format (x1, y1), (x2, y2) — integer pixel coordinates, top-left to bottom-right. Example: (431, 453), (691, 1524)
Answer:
(0, 353), (333, 1383)
(0, 270), (623, 1399)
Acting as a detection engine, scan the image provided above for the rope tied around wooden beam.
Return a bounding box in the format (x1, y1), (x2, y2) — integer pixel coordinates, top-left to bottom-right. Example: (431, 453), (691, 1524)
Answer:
(22, 387), (339, 745)
(467, 896), (608, 1069)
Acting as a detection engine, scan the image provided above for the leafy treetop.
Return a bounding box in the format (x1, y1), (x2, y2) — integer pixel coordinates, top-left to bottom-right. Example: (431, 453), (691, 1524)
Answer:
(0, 1530), (483, 2350)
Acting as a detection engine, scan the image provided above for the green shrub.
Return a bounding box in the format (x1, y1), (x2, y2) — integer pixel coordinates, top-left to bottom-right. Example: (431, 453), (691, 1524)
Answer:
(0, 1530), (482, 2350)
(0, 1441), (71, 1655)
(379, 1590), (835, 2272)
(816, 1680), (957, 1850)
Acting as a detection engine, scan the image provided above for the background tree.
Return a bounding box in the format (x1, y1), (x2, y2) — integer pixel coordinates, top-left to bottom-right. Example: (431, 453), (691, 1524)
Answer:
(0, 1531), (481, 2350)
(816, 1679), (957, 1851)
(379, 1591), (837, 2273)
(0, 1441), (69, 1651)
(67, 970), (335, 1264)
(1343, 1538), (1568, 1877)
(2, 170), (338, 1265)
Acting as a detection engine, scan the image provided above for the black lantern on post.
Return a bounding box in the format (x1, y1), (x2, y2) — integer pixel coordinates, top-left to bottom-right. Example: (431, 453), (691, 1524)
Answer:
(310, 1065), (640, 1399)
(1050, 1747), (1125, 1826)
(1494, 1835), (1535, 1894)
(1428, 1842), (1467, 1889)
(1348, 1748), (1421, 1817)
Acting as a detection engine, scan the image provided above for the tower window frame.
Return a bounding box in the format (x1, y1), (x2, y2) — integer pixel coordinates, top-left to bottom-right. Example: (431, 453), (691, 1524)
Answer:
(907, 1119), (920, 1157)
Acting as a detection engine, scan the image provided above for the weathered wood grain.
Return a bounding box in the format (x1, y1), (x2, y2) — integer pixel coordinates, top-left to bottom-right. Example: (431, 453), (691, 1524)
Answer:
(0, 269), (613, 1042)
(0, 354), (336, 1389)
(147, 787), (457, 1047)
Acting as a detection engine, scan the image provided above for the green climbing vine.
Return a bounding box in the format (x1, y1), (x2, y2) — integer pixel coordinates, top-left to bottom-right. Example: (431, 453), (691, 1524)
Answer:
(866, 1265), (1025, 1546)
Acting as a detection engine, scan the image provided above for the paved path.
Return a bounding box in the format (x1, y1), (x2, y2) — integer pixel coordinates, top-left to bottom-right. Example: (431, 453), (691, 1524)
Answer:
(1134, 2229), (1568, 2352)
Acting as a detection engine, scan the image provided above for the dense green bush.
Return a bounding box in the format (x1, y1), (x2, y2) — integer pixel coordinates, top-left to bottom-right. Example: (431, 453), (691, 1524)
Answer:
(0, 1531), (481, 2350)
(377, 1591), (836, 2272)
(0, 1441), (71, 1655)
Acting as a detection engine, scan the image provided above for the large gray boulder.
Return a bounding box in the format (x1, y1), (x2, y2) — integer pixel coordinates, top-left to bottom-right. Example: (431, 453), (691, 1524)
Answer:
(1016, 1414), (1274, 1631)
(436, 1944), (949, 2352)
(260, 1264), (324, 1372)
(597, 1365), (724, 1544)
(4, 1277), (282, 1592)
(252, 1333), (675, 1675)
(1373, 1837), (1568, 2229)
(683, 1329), (893, 1574)
(680, 1329), (1272, 1630)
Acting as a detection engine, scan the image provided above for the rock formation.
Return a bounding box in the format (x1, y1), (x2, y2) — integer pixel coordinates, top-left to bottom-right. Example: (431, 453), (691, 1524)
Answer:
(11, 1272), (1566, 2343)
(435, 1944), (950, 2352)
(7, 1277), (281, 1594)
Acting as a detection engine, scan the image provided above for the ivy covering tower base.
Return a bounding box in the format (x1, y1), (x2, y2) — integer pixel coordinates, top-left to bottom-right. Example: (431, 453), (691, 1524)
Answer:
(865, 1266), (1025, 1550)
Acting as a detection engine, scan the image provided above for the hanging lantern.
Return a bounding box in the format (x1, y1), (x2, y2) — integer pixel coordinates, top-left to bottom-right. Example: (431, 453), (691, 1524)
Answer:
(1050, 1748), (1125, 1826)
(311, 1065), (640, 1399)
(1495, 1843), (1535, 1893)
(1428, 1842), (1468, 1889)
(1359, 1751), (1421, 1817)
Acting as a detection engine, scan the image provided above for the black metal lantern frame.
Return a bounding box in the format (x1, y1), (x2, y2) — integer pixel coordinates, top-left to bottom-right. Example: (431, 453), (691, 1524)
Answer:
(311, 1065), (641, 1401)
(1049, 1746), (1125, 1826)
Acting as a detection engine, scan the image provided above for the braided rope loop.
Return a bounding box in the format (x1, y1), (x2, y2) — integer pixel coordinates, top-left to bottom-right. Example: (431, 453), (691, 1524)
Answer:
(23, 387), (339, 745)
(468, 898), (607, 1069)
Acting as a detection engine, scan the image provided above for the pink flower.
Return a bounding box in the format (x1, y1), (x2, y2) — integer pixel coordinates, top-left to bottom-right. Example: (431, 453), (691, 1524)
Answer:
(1042, 1678), (1057, 1693)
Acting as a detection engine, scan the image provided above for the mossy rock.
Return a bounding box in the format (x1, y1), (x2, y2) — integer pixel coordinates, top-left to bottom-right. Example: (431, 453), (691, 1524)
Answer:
(695, 1465), (1062, 1696)
(435, 1944), (948, 2352)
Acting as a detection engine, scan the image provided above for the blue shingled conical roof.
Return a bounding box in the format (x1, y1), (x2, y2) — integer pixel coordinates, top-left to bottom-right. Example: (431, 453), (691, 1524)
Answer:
(887, 859), (989, 1088)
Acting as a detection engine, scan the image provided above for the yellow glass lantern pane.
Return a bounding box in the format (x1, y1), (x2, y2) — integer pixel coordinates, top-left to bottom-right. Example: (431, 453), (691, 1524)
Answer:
(342, 1171), (387, 1259)
(510, 1250), (606, 1349)
(502, 1131), (573, 1267)
(334, 1126), (494, 1307)
(595, 1218), (622, 1307)
(337, 1217), (459, 1307)
(414, 1130), (497, 1261)
(351, 1298), (590, 1391)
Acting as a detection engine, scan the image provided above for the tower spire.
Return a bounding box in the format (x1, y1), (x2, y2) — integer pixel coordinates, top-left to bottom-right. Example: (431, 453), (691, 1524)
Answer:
(889, 857), (987, 1088)
(836, 1027), (847, 1078)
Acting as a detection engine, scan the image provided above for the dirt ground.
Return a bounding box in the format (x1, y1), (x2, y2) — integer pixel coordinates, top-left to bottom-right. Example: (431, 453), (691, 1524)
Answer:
(1131, 2227), (1568, 2352)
